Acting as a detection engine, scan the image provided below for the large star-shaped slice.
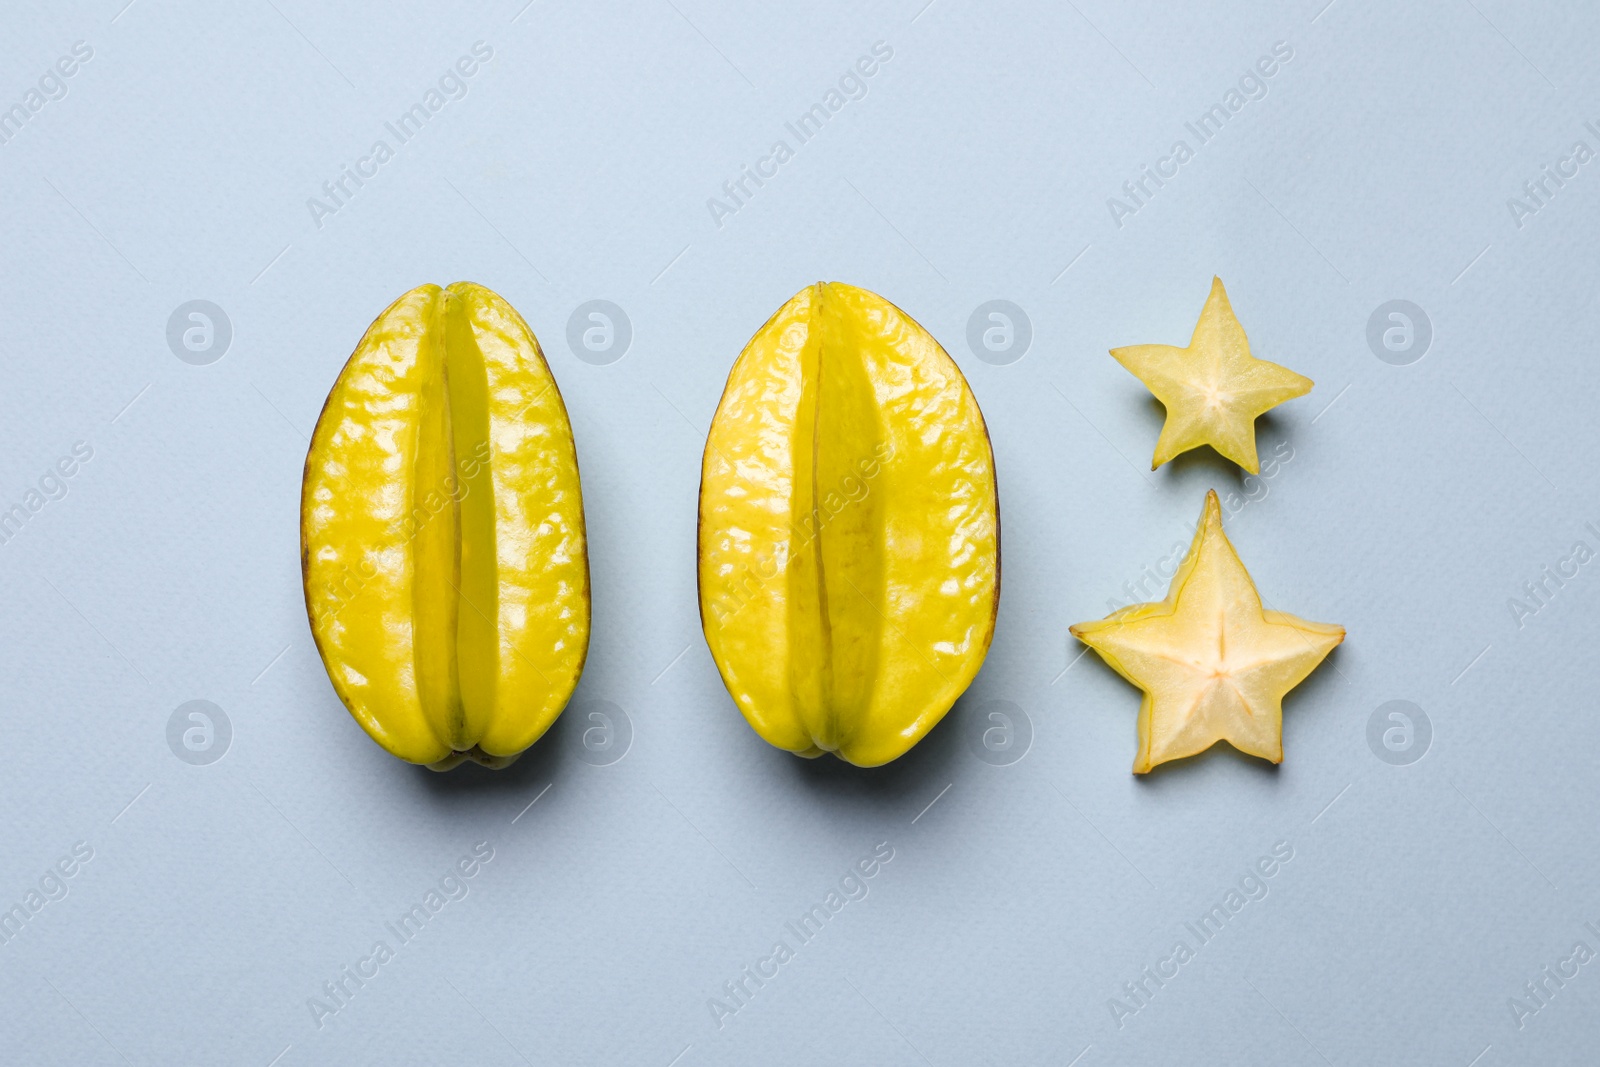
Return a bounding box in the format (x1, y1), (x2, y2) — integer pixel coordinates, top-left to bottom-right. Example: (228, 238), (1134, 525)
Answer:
(1070, 491), (1344, 774)
(1111, 277), (1312, 473)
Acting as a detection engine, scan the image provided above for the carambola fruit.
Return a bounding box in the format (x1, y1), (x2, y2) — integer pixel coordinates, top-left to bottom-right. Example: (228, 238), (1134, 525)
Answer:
(1111, 277), (1312, 473)
(1070, 490), (1343, 773)
(301, 282), (590, 770)
(698, 282), (1000, 767)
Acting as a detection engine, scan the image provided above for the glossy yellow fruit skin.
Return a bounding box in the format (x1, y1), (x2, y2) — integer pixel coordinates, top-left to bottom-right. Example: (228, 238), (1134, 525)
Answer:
(301, 283), (589, 769)
(698, 282), (1000, 767)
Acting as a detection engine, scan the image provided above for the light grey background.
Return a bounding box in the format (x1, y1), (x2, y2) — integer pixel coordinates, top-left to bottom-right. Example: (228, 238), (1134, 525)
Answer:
(2, 0), (1596, 1064)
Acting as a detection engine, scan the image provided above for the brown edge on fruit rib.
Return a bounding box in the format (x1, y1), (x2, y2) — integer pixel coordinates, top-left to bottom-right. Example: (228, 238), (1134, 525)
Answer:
(866, 285), (1002, 760)
(693, 288), (805, 676)
(694, 282), (1002, 764)
(871, 284), (1003, 665)
(300, 282), (589, 770)
(299, 290), (410, 752)
(972, 369), (1002, 646)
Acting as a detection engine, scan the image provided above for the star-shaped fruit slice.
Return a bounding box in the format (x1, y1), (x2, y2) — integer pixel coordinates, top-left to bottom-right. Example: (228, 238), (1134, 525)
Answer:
(1070, 490), (1344, 774)
(1111, 277), (1312, 473)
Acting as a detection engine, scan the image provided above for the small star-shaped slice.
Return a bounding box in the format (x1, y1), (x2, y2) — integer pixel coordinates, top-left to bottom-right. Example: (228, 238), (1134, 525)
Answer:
(1111, 277), (1312, 473)
(1070, 490), (1344, 774)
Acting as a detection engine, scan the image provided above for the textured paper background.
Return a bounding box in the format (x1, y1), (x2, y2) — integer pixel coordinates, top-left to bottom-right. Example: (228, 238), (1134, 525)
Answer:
(2, 1), (1597, 1064)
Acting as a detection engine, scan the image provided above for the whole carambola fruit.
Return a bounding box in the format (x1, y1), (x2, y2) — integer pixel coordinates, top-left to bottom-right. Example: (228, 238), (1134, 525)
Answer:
(301, 283), (589, 770)
(698, 282), (1000, 766)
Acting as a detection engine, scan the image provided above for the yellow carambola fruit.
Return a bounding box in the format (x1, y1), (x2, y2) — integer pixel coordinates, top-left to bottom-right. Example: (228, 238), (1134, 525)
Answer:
(1070, 490), (1343, 774)
(1111, 277), (1312, 474)
(698, 282), (1000, 767)
(301, 283), (590, 770)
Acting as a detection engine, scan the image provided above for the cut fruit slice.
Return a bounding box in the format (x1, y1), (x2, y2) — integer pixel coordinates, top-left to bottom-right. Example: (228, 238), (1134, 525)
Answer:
(301, 282), (589, 769)
(698, 282), (1000, 767)
(1070, 490), (1344, 773)
(1110, 277), (1313, 473)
